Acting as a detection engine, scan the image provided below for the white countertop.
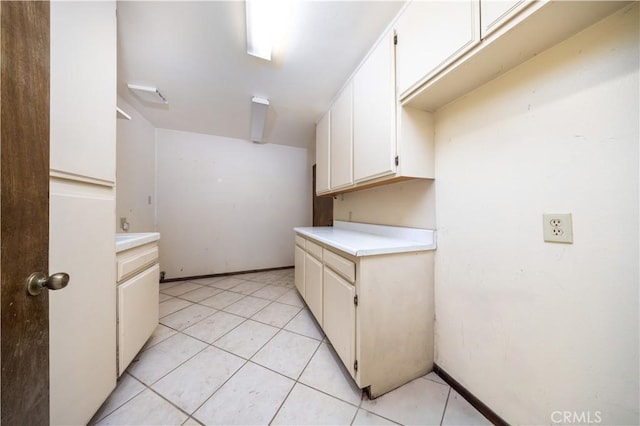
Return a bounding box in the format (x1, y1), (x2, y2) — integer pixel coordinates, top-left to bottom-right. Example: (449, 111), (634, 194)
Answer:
(294, 221), (436, 257)
(116, 232), (160, 253)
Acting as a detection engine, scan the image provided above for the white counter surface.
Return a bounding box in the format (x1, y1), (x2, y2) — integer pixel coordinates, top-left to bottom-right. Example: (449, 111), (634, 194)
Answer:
(116, 232), (160, 253)
(294, 221), (435, 257)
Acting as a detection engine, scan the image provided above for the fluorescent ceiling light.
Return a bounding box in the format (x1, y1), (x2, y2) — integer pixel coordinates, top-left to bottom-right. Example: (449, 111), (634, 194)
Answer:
(251, 96), (269, 143)
(245, 0), (293, 61)
(127, 83), (168, 104)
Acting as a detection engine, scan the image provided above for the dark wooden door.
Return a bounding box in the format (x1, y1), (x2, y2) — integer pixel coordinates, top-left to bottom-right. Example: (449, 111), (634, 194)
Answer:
(312, 164), (333, 226)
(1, 2), (51, 424)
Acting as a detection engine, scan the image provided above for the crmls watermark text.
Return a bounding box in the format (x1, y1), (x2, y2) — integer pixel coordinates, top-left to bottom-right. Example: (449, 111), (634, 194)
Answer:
(551, 410), (602, 424)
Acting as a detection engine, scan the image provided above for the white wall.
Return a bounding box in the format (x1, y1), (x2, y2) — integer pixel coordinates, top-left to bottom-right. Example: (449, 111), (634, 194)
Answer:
(434, 5), (638, 424)
(116, 95), (156, 232)
(334, 178), (436, 229)
(336, 5), (639, 424)
(156, 129), (311, 279)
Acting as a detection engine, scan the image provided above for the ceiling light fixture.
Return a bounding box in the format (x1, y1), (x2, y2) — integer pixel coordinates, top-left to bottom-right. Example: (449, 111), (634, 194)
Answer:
(127, 83), (168, 104)
(245, 0), (293, 61)
(250, 96), (270, 143)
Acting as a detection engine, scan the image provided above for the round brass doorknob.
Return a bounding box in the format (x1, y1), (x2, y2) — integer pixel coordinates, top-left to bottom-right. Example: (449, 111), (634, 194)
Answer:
(26, 272), (70, 296)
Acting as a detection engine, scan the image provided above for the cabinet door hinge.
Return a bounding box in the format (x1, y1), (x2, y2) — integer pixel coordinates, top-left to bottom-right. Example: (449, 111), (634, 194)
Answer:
(354, 360), (358, 372)
(354, 294), (358, 306)
(394, 34), (398, 45)
(395, 156), (399, 167)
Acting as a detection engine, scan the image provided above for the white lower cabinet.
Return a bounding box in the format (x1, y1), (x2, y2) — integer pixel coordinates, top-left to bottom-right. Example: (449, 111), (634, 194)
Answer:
(294, 233), (434, 397)
(116, 240), (160, 375)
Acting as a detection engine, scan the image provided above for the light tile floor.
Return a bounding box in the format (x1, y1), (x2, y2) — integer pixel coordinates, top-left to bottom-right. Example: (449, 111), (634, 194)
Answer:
(91, 268), (491, 426)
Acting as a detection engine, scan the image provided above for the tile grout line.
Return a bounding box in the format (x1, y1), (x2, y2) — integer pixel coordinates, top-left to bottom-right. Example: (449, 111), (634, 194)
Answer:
(146, 294), (284, 384)
(156, 303), (317, 358)
(160, 280), (305, 346)
(187, 292), (300, 424)
(160, 307), (219, 332)
(174, 304), (282, 419)
(131, 321), (263, 423)
(184, 281), (299, 309)
(146, 384), (200, 422)
(127, 340), (211, 393)
(185, 356), (251, 423)
(90, 373), (147, 424)
(104, 345), (209, 424)
(439, 386), (453, 426)
(349, 373), (367, 426)
(264, 337), (368, 425)
(266, 339), (324, 425)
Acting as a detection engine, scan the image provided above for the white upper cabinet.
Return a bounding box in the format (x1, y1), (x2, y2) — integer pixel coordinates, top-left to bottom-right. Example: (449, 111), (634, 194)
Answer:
(315, 111), (331, 194)
(353, 31), (397, 183)
(481, 0), (532, 39)
(314, 27), (435, 195)
(330, 83), (354, 189)
(50, 1), (116, 184)
(401, 1), (625, 111)
(395, 0), (480, 99)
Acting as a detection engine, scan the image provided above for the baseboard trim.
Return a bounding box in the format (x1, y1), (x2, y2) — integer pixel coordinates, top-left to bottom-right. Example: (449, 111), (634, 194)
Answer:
(160, 265), (294, 283)
(433, 364), (508, 426)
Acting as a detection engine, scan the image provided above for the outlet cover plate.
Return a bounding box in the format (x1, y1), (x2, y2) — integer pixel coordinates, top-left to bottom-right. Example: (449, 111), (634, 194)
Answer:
(543, 213), (573, 243)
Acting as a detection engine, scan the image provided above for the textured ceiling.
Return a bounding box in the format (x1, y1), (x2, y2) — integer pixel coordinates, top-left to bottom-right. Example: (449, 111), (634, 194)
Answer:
(117, 1), (405, 149)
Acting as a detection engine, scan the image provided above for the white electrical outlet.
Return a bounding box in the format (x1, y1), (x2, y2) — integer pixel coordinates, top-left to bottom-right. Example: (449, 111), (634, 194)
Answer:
(543, 213), (573, 243)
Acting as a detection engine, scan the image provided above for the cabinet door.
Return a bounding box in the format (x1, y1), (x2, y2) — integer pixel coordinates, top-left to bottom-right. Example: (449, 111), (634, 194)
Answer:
(294, 245), (306, 298)
(304, 253), (323, 326)
(49, 180), (116, 425)
(353, 32), (396, 183)
(50, 1), (116, 184)
(330, 83), (353, 189)
(315, 111), (331, 194)
(481, 0), (531, 39)
(323, 267), (356, 377)
(118, 264), (160, 375)
(395, 0), (480, 98)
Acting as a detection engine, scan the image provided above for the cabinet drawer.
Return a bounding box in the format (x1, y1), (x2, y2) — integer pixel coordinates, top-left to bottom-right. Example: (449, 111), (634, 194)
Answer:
(117, 244), (159, 282)
(295, 235), (306, 249)
(306, 240), (323, 260)
(323, 249), (355, 283)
